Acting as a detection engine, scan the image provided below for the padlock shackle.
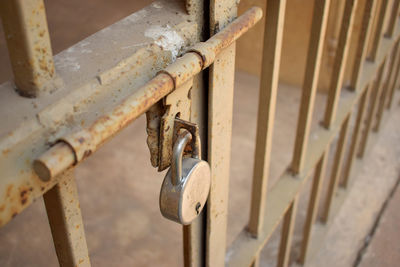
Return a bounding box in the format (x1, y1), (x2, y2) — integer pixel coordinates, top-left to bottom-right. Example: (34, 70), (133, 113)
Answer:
(171, 130), (193, 185)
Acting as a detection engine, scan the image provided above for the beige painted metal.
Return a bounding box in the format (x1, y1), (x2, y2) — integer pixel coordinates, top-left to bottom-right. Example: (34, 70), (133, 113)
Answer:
(387, 40), (400, 109)
(323, 0), (359, 128)
(350, 0), (378, 91)
(374, 41), (400, 131)
(0, 0), (56, 97)
(291, 0), (332, 174)
(277, 196), (299, 267)
(1, 0), (400, 266)
(385, 0), (400, 37)
(0, 1), (199, 228)
(341, 85), (371, 188)
(358, 61), (387, 158)
(32, 8), (262, 181)
(206, 0), (237, 266)
(321, 115), (350, 222)
(298, 152), (329, 264)
(369, 0), (391, 61)
(44, 171), (90, 267)
(227, 26), (400, 267)
(248, 0), (287, 238)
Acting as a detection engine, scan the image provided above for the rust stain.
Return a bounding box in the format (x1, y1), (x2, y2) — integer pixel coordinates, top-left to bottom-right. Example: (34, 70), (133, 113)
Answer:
(6, 185), (14, 198)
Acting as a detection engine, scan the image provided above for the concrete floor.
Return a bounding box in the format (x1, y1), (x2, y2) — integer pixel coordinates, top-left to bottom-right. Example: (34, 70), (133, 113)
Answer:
(1, 1), (400, 266)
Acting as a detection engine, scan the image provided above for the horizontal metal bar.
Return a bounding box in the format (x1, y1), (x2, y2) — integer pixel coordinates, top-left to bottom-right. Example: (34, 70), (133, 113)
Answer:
(33, 7), (262, 181)
(0, 0), (196, 228)
(226, 29), (400, 267)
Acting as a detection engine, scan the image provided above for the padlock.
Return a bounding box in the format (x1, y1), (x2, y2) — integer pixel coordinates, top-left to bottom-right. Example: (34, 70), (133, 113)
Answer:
(159, 129), (211, 225)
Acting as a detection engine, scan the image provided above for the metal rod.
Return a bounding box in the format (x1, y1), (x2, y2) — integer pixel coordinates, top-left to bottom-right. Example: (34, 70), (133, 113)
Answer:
(374, 41), (400, 131)
(323, 0), (359, 128)
(33, 7), (263, 181)
(358, 60), (387, 157)
(341, 85), (371, 188)
(321, 115), (350, 222)
(44, 171), (91, 267)
(206, 0), (238, 265)
(291, 0), (332, 174)
(387, 41), (400, 109)
(350, 0), (378, 91)
(298, 152), (329, 264)
(277, 197), (298, 267)
(368, 0), (391, 61)
(248, 0), (287, 238)
(0, 0), (55, 97)
(385, 0), (400, 38)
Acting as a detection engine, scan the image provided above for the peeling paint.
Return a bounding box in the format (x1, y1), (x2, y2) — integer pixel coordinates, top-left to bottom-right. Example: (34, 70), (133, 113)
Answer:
(145, 25), (184, 61)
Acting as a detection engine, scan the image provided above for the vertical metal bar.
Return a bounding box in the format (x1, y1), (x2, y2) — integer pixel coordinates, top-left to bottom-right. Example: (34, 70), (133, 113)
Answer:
(323, 0), (359, 127)
(385, 0), (400, 38)
(321, 115), (350, 223)
(291, 0), (332, 174)
(368, 0), (391, 61)
(184, 76), (207, 267)
(374, 41), (400, 131)
(387, 43), (400, 109)
(0, 0), (55, 97)
(298, 152), (329, 264)
(206, 1), (237, 266)
(248, 0), (287, 237)
(341, 85), (371, 188)
(358, 61), (387, 158)
(43, 171), (90, 267)
(350, 0), (378, 91)
(277, 196), (298, 267)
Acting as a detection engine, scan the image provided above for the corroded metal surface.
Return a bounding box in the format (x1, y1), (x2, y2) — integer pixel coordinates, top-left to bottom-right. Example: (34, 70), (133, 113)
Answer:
(0, 0), (198, 227)
(0, 0), (56, 97)
(32, 7), (262, 181)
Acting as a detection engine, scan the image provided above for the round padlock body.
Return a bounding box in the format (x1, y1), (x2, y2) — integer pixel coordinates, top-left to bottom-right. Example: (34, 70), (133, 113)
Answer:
(159, 158), (211, 225)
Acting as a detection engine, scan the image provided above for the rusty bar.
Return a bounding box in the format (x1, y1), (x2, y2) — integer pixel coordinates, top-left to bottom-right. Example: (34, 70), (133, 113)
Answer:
(0, 0), (55, 97)
(323, 0), (359, 127)
(341, 85), (371, 188)
(351, 0), (378, 91)
(291, 0), (332, 174)
(385, 0), (400, 38)
(298, 152), (329, 264)
(369, 0), (391, 61)
(358, 61), (387, 157)
(44, 171), (90, 267)
(33, 8), (262, 181)
(206, 0), (237, 266)
(277, 196), (298, 267)
(248, 0), (287, 237)
(374, 41), (400, 131)
(321, 115), (350, 222)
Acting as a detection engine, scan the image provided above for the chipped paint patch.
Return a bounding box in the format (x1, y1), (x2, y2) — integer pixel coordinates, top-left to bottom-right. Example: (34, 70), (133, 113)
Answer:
(145, 25), (184, 61)
(55, 57), (81, 71)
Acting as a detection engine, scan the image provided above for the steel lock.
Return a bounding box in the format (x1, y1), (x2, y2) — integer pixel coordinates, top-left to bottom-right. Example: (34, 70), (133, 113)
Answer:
(159, 127), (211, 225)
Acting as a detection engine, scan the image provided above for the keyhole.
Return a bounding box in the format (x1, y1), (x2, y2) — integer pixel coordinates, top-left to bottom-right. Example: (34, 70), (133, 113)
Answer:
(195, 202), (201, 215)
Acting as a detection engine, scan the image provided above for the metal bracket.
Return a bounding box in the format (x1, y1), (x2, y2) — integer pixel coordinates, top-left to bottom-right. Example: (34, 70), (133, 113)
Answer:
(146, 78), (193, 171)
(173, 117), (201, 159)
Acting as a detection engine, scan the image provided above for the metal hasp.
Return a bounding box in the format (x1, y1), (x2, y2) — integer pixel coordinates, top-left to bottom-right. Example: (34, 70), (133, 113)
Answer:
(33, 7), (263, 182)
(159, 118), (211, 225)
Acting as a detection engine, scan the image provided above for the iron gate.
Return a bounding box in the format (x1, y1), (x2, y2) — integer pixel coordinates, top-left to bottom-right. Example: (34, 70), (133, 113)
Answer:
(0, 0), (399, 266)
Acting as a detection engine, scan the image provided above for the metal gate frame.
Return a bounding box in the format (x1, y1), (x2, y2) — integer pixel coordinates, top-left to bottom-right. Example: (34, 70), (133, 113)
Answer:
(1, 0), (400, 266)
